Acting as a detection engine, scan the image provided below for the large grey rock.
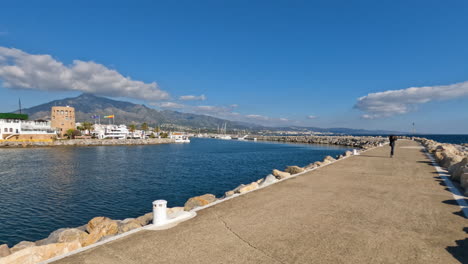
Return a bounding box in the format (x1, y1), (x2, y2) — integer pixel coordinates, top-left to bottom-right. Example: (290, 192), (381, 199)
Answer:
(258, 174), (278, 187)
(448, 157), (468, 182)
(184, 194), (217, 211)
(285, 166), (305, 175)
(0, 244), (11, 257)
(441, 153), (463, 169)
(460, 167), (468, 193)
(10, 241), (36, 253)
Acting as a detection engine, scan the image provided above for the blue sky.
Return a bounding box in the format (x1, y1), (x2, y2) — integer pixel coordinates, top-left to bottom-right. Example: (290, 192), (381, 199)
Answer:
(0, 0), (467, 133)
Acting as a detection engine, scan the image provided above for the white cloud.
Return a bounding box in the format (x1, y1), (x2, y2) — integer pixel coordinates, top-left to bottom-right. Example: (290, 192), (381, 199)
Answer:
(0, 47), (169, 101)
(246, 114), (269, 121)
(179, 94), (206, 101)
(355, 80), (468, 118)
(151, 102), (186, 109)
(307, 115), (317, 119)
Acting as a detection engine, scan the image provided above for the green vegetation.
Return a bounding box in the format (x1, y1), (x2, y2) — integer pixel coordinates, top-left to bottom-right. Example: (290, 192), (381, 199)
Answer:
(141, 122), (149, 131)
(160, 132), (168, 138)
(128, 124), (136, 132)
(0, 113), (28, 120)
(65, 129), (81, 139)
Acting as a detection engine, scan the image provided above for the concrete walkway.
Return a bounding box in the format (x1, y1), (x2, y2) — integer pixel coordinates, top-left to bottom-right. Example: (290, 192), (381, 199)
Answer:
(54, 140), (467, 264)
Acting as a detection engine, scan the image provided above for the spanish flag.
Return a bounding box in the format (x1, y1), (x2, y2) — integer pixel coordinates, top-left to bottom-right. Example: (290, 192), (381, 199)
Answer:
(104, 115), (114, 119)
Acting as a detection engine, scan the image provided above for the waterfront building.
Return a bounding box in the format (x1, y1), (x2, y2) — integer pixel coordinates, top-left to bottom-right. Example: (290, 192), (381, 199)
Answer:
(51, 106), (76, 137)
(170, 132), (190, 143)
(0, 113), (57, 140)
(92, 124), (130, 139)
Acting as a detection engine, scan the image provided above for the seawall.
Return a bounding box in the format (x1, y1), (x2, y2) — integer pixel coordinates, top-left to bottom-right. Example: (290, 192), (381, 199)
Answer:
(0, 138), (175, 148)
(255, 135), (387, 148)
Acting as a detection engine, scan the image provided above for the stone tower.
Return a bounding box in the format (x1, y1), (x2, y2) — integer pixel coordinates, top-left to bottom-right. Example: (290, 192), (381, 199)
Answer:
(51, 106), (76, 137)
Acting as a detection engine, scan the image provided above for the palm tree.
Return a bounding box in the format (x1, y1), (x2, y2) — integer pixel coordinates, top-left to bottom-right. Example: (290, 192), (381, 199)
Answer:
(82, 122), (93, 135)
(141, 122), (149, 131)
(128, 124), (136, 133)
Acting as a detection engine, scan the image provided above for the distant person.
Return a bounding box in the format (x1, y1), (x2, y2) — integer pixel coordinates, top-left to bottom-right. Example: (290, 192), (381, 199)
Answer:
(389, 135), (397, 157)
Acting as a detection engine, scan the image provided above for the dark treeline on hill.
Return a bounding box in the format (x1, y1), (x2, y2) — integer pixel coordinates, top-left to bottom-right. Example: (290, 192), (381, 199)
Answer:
(17, 93), (404, 134)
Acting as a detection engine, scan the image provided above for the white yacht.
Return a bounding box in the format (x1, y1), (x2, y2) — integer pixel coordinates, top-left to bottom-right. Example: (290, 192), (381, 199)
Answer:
(170, 132), (190, 143)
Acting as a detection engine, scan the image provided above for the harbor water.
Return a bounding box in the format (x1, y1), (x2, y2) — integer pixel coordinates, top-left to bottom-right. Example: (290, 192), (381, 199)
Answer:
(0, 138), (350, 246)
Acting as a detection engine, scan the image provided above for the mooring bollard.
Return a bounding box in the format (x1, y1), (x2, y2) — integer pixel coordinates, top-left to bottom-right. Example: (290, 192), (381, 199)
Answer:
(353, 149), (359, 155)
(153, 200), (167, 226)
(379, 143), (383, 147)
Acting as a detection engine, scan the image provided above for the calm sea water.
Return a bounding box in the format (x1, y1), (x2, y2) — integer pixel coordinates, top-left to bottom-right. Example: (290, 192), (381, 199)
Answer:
(0, 138), (350, 246)
(411, 134), (468, 144)
(350, 134), (468, 144)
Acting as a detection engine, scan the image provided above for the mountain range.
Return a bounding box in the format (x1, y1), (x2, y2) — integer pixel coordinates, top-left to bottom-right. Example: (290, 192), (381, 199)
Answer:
(17, 93), (404, 134)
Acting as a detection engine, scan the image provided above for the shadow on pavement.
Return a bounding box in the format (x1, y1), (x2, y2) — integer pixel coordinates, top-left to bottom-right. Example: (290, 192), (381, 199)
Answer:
(446, 227), (468, 264)
(442, 199), (468, 206)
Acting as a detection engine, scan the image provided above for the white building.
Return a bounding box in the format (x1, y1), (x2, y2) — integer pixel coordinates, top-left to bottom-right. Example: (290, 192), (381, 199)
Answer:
(92, 124), (130, 139)
(0, 118), (57, 140)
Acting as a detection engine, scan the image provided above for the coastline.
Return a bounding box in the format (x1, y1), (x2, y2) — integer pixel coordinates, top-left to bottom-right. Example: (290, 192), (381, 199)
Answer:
(1, 136), (466, 263)
(0, 138), (175, 148)
(0, 138), (361, 263)
(254, 135), (387, 148)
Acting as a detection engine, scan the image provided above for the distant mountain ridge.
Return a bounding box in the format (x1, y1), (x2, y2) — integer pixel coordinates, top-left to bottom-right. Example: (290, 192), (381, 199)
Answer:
(18, 93), (405, 134)
(19, 93), (258, 130)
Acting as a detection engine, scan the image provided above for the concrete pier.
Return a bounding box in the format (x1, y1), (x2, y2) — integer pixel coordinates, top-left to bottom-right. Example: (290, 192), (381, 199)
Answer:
(52, 140), (467, 264)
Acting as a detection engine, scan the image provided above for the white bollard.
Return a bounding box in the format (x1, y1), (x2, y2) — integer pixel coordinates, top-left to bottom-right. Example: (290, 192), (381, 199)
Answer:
(379, 143), (383, 147)
(353, 149), (359, 155)
(153, 200), (167, 226)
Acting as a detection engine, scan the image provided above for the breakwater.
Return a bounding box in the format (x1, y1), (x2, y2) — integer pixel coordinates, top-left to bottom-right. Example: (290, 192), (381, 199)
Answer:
(255, 135), (387, 148)
(415, 137), (468, 196)
(0, 138), (353, 263)
(0, 138), (174, 148)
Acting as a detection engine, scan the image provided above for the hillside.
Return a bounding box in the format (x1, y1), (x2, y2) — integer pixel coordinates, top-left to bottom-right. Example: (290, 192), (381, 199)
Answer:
(19, 93), (258, 130)
(18, 93), (404, 134)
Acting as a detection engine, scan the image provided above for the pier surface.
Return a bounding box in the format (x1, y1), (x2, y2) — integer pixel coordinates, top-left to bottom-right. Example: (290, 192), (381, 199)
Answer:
(53, 140), (467, 264)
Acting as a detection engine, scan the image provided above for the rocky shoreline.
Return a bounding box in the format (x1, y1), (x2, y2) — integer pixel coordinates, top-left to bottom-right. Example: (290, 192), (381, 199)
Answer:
(255, 135), (387, 148)
(1, 136), (467, 263)
(0, 145), (359, 263)
(415, 137), (468, 196)
(0, 138), (175, 148)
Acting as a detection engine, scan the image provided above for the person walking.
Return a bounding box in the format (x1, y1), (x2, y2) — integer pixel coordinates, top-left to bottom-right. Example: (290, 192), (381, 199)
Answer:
(389, 135), (397, 157)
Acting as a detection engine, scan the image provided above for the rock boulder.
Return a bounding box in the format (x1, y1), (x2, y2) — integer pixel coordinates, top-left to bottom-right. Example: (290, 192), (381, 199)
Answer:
(184, 194), (217, 211)
(285, 166), (305, 175)
(0, 242), (81, 264)
(135, 212), (153, 226)
(82, 217), (119, 246)
(236, 182), (259, 194)
(0, 244), (11, 257)
(117, 219), (142, 234)
(10, 241), (36, 254)
(258, 174), (278, 187)
(36, 228), (88, 246)
(272, 169), (291, 179)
